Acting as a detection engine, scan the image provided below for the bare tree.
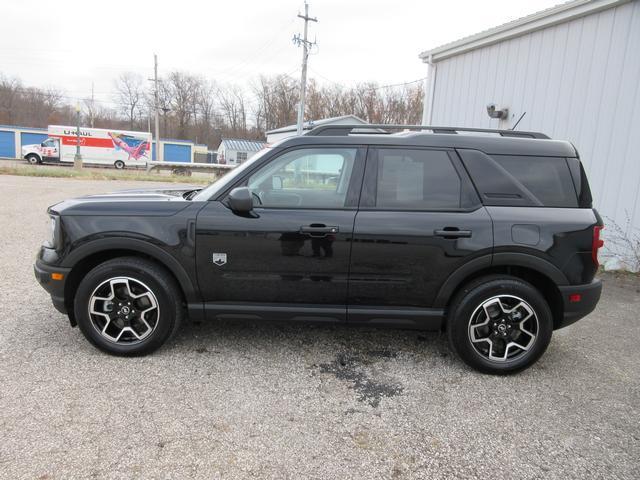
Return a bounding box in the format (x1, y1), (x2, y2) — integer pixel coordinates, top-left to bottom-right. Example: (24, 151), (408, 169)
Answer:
(218, 84), (248, 135)
(167, 72), (200, 139)
(1, 69), (423, 150)
(0, 75), (22, 124)
(114, 73), (144, 130)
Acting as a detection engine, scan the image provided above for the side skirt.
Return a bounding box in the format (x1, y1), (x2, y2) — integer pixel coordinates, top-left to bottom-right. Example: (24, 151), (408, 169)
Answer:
(199, 302), (445, 330)
(348, 306), (445, 330)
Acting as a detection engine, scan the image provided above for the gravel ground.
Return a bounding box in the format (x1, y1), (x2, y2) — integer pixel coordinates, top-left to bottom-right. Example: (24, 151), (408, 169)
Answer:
(0, 174), (638, 480)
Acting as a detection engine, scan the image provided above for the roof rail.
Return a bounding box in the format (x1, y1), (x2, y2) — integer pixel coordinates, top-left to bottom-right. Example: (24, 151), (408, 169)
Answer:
(305, 124), (550, 139)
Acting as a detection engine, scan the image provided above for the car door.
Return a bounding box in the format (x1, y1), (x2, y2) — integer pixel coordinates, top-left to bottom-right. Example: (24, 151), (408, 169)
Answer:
(347, 146), (493, 327)
(42, 138), (60, 162)
(195, 145), (366, 322)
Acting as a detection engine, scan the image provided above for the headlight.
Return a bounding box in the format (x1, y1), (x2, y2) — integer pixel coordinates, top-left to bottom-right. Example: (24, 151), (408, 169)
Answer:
(45, 214), (60, 249)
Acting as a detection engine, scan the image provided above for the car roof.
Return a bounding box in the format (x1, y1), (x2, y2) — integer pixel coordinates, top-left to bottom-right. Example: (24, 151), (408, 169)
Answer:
(277, 131), (577, 157)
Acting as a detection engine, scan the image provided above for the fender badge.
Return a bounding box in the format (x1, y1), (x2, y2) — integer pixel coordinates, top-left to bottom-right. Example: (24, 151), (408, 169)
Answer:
(212, 253), (227, 266)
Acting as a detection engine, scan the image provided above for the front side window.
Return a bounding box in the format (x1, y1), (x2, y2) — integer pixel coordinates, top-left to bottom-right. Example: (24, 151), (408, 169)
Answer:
(42, 138), (57, 148)
(247, 147), (357, 208)
(375, 149), (463, 210)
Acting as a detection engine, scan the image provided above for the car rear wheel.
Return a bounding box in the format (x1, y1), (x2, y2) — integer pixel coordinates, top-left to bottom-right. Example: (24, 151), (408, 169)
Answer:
(172, 167), (192, 176)
(447, 275), (553, 374)
(74, 257), (183, 356)
(114, 160), (125, 169)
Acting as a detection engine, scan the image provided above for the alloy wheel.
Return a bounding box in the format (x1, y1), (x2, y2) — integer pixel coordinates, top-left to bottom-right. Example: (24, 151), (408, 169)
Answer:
(467, 295), (538, 362)
(88, 277), (160, 344)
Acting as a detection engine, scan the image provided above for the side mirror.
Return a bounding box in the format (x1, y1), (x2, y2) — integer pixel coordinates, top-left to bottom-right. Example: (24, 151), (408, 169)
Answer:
(272, 176), (283, 190)
(227, 187), (253, 213)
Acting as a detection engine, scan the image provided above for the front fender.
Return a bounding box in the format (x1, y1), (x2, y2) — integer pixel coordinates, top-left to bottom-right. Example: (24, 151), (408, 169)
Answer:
(62, 236), (200, 304)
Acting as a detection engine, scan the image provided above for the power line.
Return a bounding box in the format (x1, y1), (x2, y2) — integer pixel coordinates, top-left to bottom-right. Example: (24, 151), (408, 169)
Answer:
(307, 67), (426, 90)
(206, 16), (298, 79)
(373, 77), (427, 90)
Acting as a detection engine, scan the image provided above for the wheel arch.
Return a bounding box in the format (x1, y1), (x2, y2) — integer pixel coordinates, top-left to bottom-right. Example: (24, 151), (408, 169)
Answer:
(435, 253), (567, 329)
(62, 239), (200, 325)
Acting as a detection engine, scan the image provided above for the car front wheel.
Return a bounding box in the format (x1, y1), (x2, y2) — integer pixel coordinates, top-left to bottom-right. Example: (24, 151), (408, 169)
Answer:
(26, 154), (41, 165)
(74, 257), (183, 355)
(447, 275), (553, 374)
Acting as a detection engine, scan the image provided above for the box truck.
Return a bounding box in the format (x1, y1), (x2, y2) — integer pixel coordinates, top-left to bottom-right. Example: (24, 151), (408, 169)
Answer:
(21, 125), (152, 169)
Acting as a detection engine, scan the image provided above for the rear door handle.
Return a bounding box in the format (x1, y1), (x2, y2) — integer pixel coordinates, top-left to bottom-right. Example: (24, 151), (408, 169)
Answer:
(434, 228), (472, 238)
(300, 225), (339, 237)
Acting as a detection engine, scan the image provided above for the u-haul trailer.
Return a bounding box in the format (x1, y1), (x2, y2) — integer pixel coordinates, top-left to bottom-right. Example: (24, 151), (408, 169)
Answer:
(21, 125), (152, 169)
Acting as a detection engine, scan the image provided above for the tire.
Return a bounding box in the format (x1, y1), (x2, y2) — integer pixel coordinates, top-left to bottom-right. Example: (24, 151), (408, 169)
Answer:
(172, 167), (192, 177)
(114, 160), (125, 170)
(74, 257), (183, 356)
(447, 275), (553, 374)
(26, 154), (41, 165)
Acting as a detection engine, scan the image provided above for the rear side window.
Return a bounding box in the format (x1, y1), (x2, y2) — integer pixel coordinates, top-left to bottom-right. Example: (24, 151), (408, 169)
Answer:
(566, 157), (593, 208)
(492, 155), (578, 207)
(375, 149), (469, 210)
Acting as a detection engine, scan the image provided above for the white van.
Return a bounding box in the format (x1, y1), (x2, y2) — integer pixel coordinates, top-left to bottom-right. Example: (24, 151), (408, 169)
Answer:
(22, 125), (152, 169)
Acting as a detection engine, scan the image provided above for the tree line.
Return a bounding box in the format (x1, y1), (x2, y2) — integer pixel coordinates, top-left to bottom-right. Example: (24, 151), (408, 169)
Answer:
(0, 72), (423, 148)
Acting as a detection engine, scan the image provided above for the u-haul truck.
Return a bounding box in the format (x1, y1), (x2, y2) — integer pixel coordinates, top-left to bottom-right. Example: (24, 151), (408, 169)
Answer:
(21, 125), (152, 169)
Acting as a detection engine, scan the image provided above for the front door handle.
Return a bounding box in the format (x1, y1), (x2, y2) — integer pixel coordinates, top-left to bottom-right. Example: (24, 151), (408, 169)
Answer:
(300, 225), (339, 237)
(434, 228), (472, 238)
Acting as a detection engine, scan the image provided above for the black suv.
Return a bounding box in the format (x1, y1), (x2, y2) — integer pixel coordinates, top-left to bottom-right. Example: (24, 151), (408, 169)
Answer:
(34, 124), (603, 373)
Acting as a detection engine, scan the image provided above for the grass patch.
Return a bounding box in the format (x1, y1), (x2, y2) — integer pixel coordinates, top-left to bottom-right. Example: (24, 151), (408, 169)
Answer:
(0, 165), (214, 184)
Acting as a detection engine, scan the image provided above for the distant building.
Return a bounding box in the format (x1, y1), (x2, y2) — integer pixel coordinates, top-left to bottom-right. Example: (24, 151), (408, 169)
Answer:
(265, 115), (368, 143)
(0, 125), (48, 158)
(217, 138), (266, 165)
(419, 0), (640, 268)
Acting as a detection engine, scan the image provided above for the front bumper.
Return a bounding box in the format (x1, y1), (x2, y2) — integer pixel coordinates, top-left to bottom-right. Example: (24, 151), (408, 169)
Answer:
(34, 258), (71, 314)
(556, 279), (602, 329)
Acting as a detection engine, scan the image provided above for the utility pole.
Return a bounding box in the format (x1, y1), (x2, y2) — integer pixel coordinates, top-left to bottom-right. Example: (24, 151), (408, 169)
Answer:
(293, 1), (317, 136)
(153, 54), (162, 161)
(74, 104), (83, 170)
(90, 82), (95, 127)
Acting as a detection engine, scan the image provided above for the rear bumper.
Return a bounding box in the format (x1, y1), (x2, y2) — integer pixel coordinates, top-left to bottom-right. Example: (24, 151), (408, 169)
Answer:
(34, 258), (71, 314)
(556, 279), (602, 329)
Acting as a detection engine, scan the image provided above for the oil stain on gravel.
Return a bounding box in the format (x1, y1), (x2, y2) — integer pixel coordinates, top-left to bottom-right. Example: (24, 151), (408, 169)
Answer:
(319, 350), (403, 407)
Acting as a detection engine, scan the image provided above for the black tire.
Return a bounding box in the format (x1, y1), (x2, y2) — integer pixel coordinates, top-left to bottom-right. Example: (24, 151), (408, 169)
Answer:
(26, 154), (41, 165)
(74, 257), (183, 356)
(172, 167), (192, 177)
(447, 275), (553, 374)
(114, 160), (125, 170)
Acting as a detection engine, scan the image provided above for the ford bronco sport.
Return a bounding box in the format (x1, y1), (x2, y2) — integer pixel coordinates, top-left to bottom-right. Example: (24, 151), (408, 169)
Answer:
(34, 124), (603, 374)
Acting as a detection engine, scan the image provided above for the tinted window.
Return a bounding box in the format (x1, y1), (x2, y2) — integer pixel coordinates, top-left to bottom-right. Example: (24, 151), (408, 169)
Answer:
(247, 148), (357, 208)
(566, 157), (593, 208)
(492, 155), (578, 207)
(375, 149), (462, 210)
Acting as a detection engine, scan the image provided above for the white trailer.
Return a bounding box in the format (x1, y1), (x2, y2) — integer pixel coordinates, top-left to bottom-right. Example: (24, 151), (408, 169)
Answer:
(21, 125), (152, 169)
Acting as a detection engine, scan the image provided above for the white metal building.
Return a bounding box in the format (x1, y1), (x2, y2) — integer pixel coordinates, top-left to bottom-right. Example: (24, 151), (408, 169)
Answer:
(217, 138), (266, 165)
(419, 0), (640, 268)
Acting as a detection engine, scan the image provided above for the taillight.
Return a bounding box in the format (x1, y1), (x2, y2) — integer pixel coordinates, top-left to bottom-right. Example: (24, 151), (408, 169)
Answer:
(592, 225), (604, 267)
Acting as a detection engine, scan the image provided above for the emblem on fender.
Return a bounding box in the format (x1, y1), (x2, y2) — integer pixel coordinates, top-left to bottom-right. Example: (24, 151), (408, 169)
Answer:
(212, 253), (227, 266)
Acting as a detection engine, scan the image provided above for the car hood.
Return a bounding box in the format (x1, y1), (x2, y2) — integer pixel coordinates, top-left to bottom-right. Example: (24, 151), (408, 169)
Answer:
(48, 185), (202, 216)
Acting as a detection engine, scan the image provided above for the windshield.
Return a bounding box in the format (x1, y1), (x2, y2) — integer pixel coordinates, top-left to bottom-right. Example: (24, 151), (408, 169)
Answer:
(191, 146), (274, 201)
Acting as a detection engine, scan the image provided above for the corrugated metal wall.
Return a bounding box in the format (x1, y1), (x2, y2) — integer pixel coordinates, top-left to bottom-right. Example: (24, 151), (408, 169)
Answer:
(428, 0), (640, 261)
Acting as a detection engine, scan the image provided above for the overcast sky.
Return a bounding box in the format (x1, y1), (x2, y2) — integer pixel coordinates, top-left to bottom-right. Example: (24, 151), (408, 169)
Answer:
(1, 0), (560, 108)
